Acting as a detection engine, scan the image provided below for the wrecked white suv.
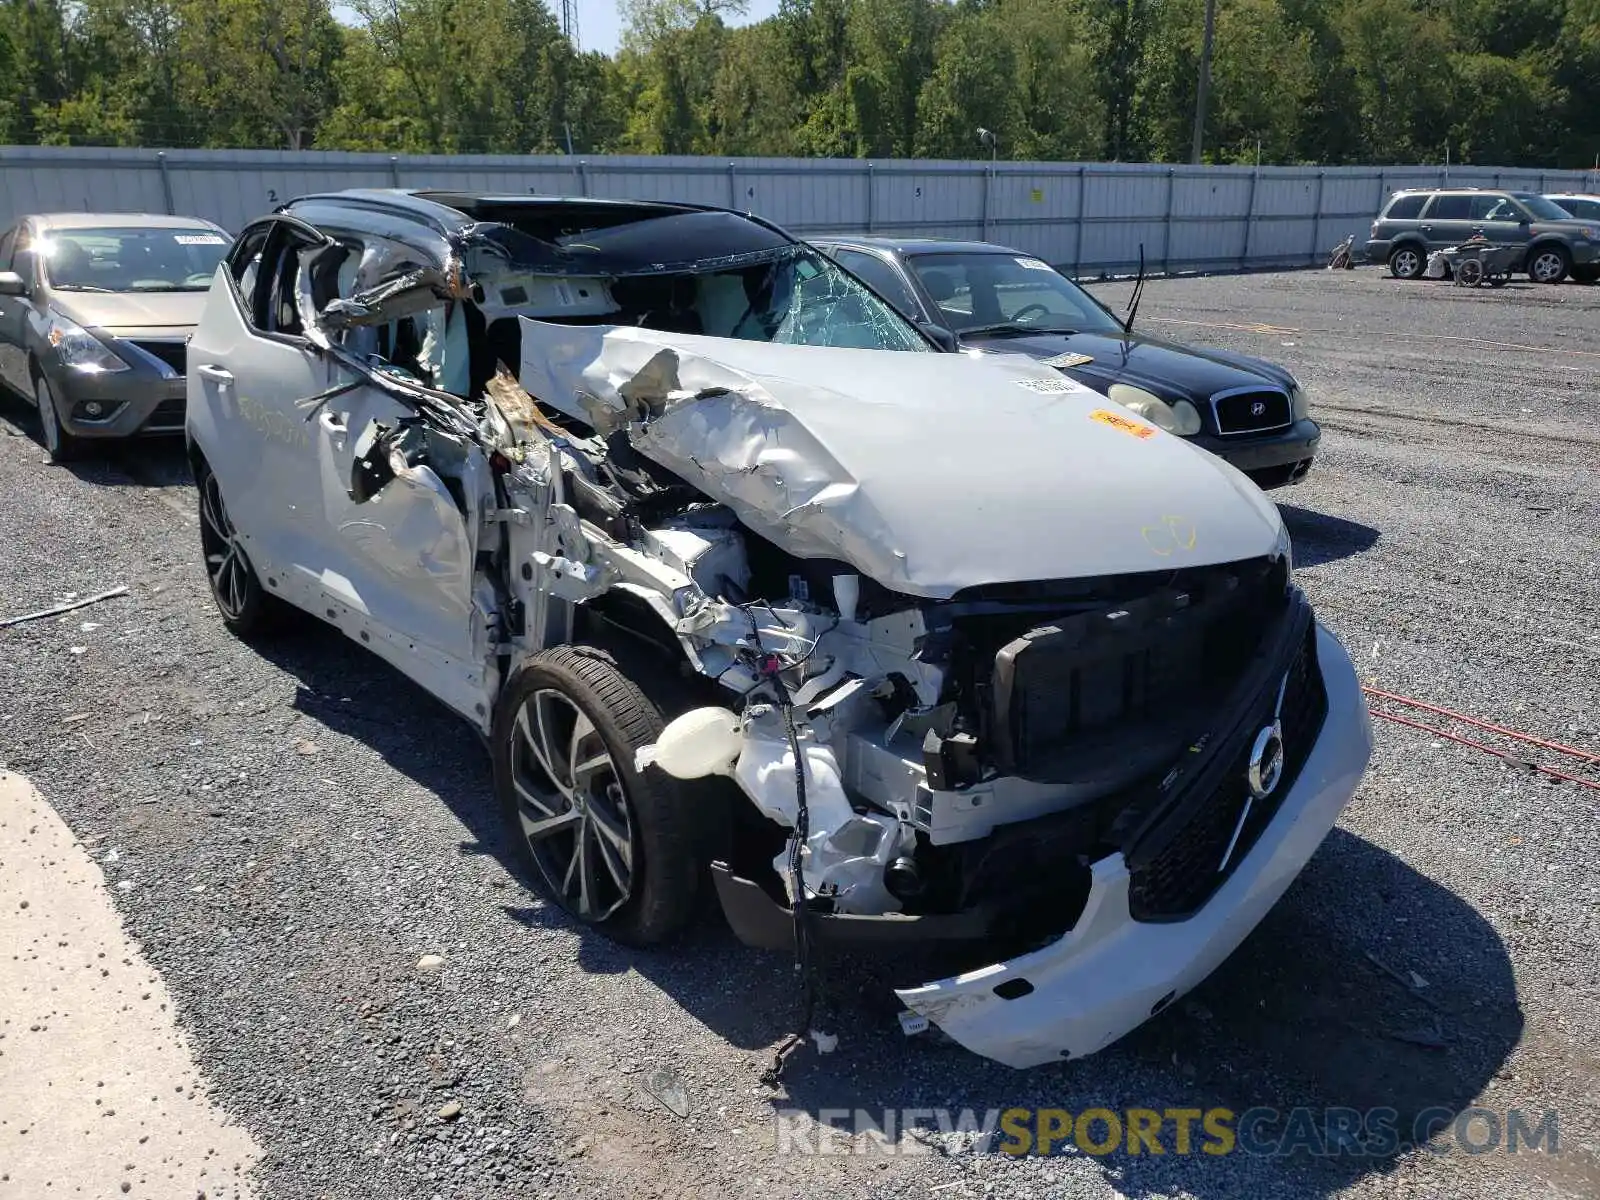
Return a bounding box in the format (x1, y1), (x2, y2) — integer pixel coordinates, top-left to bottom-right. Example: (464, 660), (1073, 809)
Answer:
(186, 189), (1372, 1070)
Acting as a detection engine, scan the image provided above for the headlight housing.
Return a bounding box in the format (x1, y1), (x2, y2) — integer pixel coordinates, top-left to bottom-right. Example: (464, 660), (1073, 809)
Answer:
(1106, 383), (1202, 436)
(1273, 520), (1294, 578)
(1290, 382), (1310, 421)
(46, 312), (129, 374)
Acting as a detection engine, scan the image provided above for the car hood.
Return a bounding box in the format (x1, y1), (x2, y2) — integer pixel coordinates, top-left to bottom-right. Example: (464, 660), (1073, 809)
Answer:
(959, 329), (1296, 401)
(48, 289), (208, 334)
(518, 319), (1284, 600)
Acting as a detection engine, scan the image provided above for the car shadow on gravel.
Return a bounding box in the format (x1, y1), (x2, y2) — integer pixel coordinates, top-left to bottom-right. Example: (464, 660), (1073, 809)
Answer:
(0, 398), (192, 486)
(1278, 503), (1381, 569)
(729, 828), (1522, 1198)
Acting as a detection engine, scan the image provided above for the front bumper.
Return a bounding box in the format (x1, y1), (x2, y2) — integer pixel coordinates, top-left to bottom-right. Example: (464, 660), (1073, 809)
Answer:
(47, 366), (186, 439)
(1569, 241), (1600, 266)
(892, 622), (1370, 1068)
(1192, 418), (1320, 489)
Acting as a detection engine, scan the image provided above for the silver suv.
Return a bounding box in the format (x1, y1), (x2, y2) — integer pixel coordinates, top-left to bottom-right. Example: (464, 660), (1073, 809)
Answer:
(1365, 188), (1600, 284)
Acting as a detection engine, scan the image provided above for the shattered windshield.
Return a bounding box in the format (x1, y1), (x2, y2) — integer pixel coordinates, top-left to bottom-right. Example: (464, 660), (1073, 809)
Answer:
(38, 226), (229, 292)
(684, 249), (932, 351)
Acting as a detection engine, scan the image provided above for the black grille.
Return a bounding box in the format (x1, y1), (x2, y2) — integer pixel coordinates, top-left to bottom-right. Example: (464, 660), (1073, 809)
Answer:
(130, 339), (187, 376)
(143, 397), (186, 431)
(982, 557), (1291, 784)
(1126, 624), (1327, 921)
(1213, 388), (1291, 436)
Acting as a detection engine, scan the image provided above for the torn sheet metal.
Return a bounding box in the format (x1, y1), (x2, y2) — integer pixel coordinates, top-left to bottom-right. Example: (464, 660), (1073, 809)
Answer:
(518, 319), (1286, 599)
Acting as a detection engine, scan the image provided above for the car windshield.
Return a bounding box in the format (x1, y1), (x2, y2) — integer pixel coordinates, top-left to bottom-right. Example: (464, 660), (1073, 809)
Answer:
(687, 249), (931, 351)
(906, 251), (1124, 336)
(38, 226), (229, 292)
(1516, 195), (1576, 222)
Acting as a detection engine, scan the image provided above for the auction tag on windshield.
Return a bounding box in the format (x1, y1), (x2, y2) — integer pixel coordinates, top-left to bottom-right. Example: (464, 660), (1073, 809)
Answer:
(1015, 256), (1053, 271)
(1091, 408), (1157, 439)
(174, 234), (226, 245)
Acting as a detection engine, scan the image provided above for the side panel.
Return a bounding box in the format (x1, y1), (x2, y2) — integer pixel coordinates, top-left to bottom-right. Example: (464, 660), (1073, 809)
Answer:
(186, 264), (346, 588)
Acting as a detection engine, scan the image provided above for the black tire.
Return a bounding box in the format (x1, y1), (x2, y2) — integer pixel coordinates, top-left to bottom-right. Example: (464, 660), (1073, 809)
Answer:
(1388, 244), (1425, 280)
(195, 457), (286, 637)
(33, 370), (83, 463)
(1527, 244), (1570, 285)
(492, 644), (703, 947)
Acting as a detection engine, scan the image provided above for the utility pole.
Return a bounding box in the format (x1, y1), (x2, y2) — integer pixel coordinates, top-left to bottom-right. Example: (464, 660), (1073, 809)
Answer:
(1190, 0), (1217, 165)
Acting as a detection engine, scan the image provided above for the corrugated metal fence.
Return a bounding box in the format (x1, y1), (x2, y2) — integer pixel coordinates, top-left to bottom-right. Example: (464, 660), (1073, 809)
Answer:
(2, 146), (1596, 276)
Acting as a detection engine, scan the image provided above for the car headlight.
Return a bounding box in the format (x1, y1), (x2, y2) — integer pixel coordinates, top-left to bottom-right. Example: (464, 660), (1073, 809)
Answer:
(46, 312), (129, 374)
(1106, 383), (1202, 436)
(1290, 383), (1310, 421)
(1273, 520), (1294, 578)
(1579, 227), (1598, 240)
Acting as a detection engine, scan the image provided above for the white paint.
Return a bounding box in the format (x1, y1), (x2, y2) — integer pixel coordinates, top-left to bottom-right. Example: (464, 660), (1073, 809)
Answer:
(0, 771), (260, 1198)
(518, 318), (1285, 598)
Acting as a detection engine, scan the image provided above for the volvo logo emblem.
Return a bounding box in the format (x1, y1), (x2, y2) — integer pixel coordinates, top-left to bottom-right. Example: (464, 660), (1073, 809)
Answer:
(1250, 400), (1268, 417)
(1246, 720), (1286, 799)
(1218, 670), (1292, 875)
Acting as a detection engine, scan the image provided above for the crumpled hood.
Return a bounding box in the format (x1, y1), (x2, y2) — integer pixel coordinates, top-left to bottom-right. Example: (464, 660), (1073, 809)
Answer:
(49, 289), (208, 335)
(519, 319), (1284, 599)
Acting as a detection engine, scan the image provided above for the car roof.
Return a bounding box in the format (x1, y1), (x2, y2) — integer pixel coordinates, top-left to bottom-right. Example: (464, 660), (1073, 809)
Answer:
(29, 212), (226, 231)
(282, 188), (720, 232)
(1545, 192), (1600, 200)
(808, 234), (1027, 258)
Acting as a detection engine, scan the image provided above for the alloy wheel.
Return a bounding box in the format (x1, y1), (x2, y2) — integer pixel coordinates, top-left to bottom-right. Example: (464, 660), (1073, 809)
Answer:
(510, 688), (636, 922)
(1391, 249), (1421, 279)
(1529, 250), (1565, 283)
(199, 471), (249, 621)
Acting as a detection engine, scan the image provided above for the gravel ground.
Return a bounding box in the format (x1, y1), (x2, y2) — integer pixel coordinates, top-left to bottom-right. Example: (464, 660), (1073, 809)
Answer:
(1, 265), (1597, 1200)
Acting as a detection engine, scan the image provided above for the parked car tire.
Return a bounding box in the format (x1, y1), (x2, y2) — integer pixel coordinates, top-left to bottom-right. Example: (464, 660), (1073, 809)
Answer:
(1527, 245), (1570, 284)
(492, 645), (702, 947)
(196, 457), (288, 637)
(33, 372), (82, 463)
(1388, 244), (1425, 280)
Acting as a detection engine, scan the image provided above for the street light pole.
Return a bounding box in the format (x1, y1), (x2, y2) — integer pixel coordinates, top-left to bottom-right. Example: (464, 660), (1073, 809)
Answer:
(1190, 0), (1217, 165)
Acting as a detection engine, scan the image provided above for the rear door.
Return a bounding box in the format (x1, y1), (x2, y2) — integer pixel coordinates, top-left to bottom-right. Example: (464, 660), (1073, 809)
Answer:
(187, 215), (355, 599)
(1419, 193), (1475, 249)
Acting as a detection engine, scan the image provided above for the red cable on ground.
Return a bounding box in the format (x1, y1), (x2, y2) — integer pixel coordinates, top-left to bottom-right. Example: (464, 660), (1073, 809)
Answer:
(1360, 686), (1600, 792)
(1362, 685), (1600, 766)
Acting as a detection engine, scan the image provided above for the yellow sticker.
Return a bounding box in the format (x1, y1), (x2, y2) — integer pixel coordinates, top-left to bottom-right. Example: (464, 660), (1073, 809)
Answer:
(1090, 409), (1157, 439)
(1030, 188), (1045, 203)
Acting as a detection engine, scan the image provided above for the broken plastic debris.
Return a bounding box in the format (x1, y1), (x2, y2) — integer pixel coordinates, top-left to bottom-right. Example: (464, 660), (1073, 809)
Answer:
(644, 1066), (691, 1118)
(809, 1030), (838, 1054)
(897, 1010), (931, 1037)
(416, 954), (445, 974)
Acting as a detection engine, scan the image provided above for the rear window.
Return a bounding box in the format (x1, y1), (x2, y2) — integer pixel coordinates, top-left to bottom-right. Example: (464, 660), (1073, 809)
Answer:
(1425, 194), (1473, 219)
(1384, 194), (1427, 220)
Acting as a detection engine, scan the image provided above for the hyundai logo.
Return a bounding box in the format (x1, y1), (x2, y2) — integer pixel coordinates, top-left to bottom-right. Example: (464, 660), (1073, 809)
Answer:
(1250, 400), (1268, 417)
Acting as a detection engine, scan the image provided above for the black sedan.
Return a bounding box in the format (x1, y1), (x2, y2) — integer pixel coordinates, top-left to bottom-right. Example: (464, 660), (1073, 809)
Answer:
(809, 235), (1319, 490)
